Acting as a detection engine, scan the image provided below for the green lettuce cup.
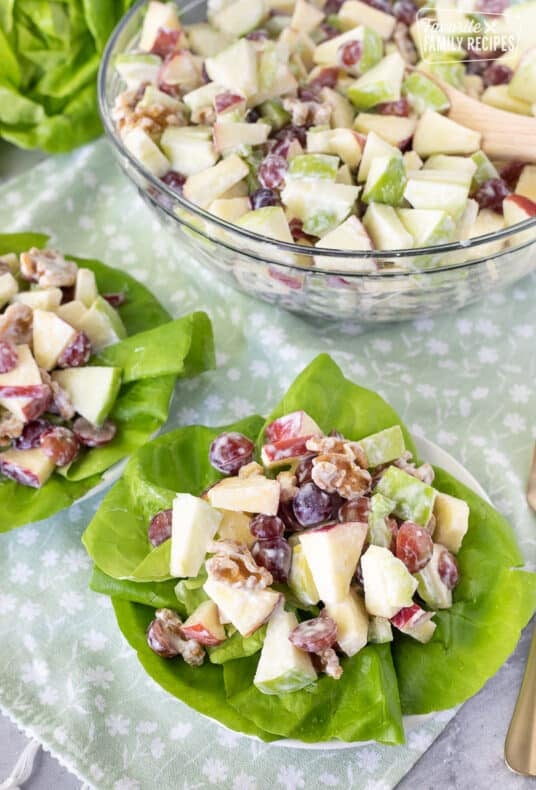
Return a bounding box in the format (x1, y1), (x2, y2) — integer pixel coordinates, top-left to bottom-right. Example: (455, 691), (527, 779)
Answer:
(82, 355), (536, 744)
(0, 232), (215, 531)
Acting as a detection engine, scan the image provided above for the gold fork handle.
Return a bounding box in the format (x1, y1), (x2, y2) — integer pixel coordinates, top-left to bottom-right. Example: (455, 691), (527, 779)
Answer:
(505, 623), (536, 776)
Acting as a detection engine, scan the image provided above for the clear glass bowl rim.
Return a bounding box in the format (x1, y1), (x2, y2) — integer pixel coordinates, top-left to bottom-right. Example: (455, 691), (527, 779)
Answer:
(98, 0), (536, 278)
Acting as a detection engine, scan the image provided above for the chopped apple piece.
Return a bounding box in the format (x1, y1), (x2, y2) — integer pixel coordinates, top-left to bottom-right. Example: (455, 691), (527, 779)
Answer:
(139, 0), (181, 52)
(288, 543), (320, 606)
(184, 154), (249, 208)
(208, 197), (251, 223)
(0, 447), (55, 489)
(185, 23), (234, 58)
(291, 0), (324, 34)
(0, 253), (18, 275)
(353, 114), (417, 148)
(362, 155), (407, 206)
(433, 492), (469, 554)
(325, 588), (368, 657)
(503, 194), (536, 246)
(170, 493), (222, 578)
(470, 151), (499, 187)
(207, 475), (280, 515)
(0, 345), (43, 423)
(306, 128), (363, 170)
(367, 615), (393, 643)
(56, 300), (88, 330)
(361, 545), (418, 618)
(261, 435), (313, 468)
(265, 410), (322, 442)
(205, 39), (259, 98)
(74, 268), (98, 308)
(423, 155), (477, 179)
(360, 425), (405, 468)
(397, 208), (456, 248)
(32, 309), (78, 371)
(362, 203), (414, 250)
(122, 127), (170, 178)
(402, 72), (450, 114)
(466, 209), (506, 258)
(339, 0), (396, 39)
(203, 577), (281, 636)
(282, 181), (360, 236)
(403, 150), (422, 172)
(314, 26), (382, 75)
(254, 604), (317, 694)
(482, 85), (532, 116)
(181, 600), (226, 645)
(161, 126), (218, 176)
(216, 510), (254, 547)
(357, 131), (401, 182)
(13, 288), (63, 312)
(299, 521), (368, 604)
(79, 296), (127, 352)
(376, 465), (436, 526)
(212, 0), (268, 37)
(347, 52), (405, 110)
(288, 154), (340, 182)
(321, 87), (355, 129)
(238, 206), (294, 243)
(0, 272), (19, 308)
(391, 603), (436, 643)
(314, 215), (375, 271)
(368, 492), (395, 548)
(115, 53), (161, 88)
(160, 50), (203, 93)
(508, 48), (536, 105)
(404, 169), (471, 219)
(52, 367), (122, 427)
(413, 110), (481, 157)
(138, 85), (184, 113)
(183, 82), (222, 114)
(516, 165), (536, 202)
(213, 122), (271, 154)
(416, 543), (453, 609)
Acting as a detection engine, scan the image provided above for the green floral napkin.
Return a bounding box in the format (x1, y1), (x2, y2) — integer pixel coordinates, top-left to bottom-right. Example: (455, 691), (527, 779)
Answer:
(0, 139), (534, 790)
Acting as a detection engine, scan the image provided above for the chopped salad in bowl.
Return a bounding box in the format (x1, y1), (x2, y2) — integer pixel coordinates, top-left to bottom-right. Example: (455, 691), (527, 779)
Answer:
(0, 232), (214, 532)
(82, 355), (536, 744)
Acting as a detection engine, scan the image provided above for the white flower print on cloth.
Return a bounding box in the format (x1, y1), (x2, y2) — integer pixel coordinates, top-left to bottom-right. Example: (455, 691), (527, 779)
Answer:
(0, 139), (534, 790)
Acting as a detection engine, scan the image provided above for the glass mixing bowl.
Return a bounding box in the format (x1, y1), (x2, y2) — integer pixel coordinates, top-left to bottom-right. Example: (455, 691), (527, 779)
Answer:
(98, 0), (536, 323)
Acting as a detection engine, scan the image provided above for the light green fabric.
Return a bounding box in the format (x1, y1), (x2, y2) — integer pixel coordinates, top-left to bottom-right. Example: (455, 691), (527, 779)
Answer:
(0, 139), (534, 790)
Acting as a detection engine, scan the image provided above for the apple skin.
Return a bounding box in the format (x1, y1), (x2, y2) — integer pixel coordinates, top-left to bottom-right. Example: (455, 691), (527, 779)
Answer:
(181, 600), (226, 645)
(261, 435), (313, 468)
(265, 410), (322, 443)
(0, 447), (55, 488)
(391, 603), (436, 643)
(505, 194), (536, 217)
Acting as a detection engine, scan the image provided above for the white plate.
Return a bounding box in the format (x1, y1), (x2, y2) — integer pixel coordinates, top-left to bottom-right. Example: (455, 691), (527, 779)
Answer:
(215, 436), (490, 750)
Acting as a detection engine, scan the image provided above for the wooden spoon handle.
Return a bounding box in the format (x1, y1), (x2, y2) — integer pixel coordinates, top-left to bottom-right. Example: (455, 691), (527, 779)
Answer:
(505, 623), (536, 776)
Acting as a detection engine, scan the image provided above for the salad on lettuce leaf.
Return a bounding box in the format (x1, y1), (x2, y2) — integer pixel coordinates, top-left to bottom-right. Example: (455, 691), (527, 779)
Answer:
(0, 232), (214, 531)
(83, 355), (536, 744)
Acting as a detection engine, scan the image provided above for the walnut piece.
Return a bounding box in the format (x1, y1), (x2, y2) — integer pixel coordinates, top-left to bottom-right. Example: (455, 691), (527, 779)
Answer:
(277, 469), (299, 503)
(315, 647), (343, 679)
(306, 435), (368, 468)
(206, 540), (273, 590)
(0, 303), (33, 345)
(312, 453), (372, 499)
(283, 96), (332, 127)
(238, 461), (264, 479)
(113, 89), (188, 140)
(394, 452), (435, 485)
(0, 410), (23, 445)
(20, 248), (77, 288)
(41, 369), (75, 420)
(147, 609), (205, 666)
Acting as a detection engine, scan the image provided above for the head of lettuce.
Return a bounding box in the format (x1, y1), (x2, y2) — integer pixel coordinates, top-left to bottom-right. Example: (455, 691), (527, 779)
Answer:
(0, 0), (135, 153)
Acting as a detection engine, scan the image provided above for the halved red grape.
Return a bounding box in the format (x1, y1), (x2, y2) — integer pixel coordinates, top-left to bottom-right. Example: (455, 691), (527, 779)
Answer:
(289, 615), (338, 652)
(295, 455), (315, 486)
(57, 331), (92, 368)
(214, 91), (244, 114)
(338, 496), (370, 524)
(438, 549), (460, 589)
(209, 432), (254, 475)
(258, 154), (288, 190)
(73, 417), (117, 448)
(40, 426), (80, 467)
(103, 292), (126, 308)
(149, 509), (173, 547)
(376, 98), (411, 117)
(292, 482), (334, 527)
(0, 340), (17, 374)
(483, 62), (512, 87)
(150, 27), (182, 57)
(501, 160), (525, 190)
(393, 0), (417, 24)
(250, 188), (281, 210)
(278, 500), (303, 532)
(162, 170), (186, 193)
(251, 537), (291, 582)
(250, 514), (285, 540)
(395, 521), (433, 573)
(474, 177), (511, 213)
(14, 419), (50, 450)
(338, 40), (362, 67)
(245, 28), (269, 41)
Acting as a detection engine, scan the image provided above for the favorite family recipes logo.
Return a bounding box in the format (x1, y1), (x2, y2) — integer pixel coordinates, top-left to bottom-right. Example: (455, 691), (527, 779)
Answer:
(415, 7), (520, 64)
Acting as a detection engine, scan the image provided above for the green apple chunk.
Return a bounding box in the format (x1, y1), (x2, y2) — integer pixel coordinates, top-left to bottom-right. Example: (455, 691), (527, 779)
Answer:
(466, 209), (506, 258)
(254, 42), (297, 104)
(362, 155), (407, 206)
(367, 615), (393, 643)
(13, 288), (63, 311)
(353, 114), (417, 148)
(362, 203), (414, 250)
(361, 426), (406, 467)
(413, 110), (481, 157)
(0, 447), (55, 488)
(170, 494), (222, 578)
(325, 588), (369, 657)
(209, 197), (251, 223)
(139, 0), (181, 51)
(299, 521), (368, 604)
(185, 23), (233, 58)
(423, 155), (477, 179)
(416, 59), (465, 90)
(288, 543), (320, 606)
(183, 82), (222, 114)
(212, 0), (267, 36)
(368, 492), (395, 548)
(416, 543), (453, 609)
(0, 345), (43, 422)
(161, 126), (218, 176)
(74, 268), (98, 308)
(404, 170), (471, 220)
(361, 545), (417, 618)
(115, 53), (161, 89)
(339, 0), (396, 39)
(306, 128), (363, 170)
(56, 301), (88, 330)
(291, 0), (325, 35)
(79, 296), (127, 352)
(203, 577), (282, 637)
(238, 206), (294, 243)
(205, 39), (258, 98)
(32, 309), (78, 371)
(314, 215), (375, 271)
(184, 154), (249, 208)
(214, 122), (271, 155)
(52, 367), (122, 427)
(0, 272), (18, 308)
(402, 72), (450, 115)
(470, 150), (499, 188)
(433, 491), (469, 554)
(281, 181), (360, 237)
(482, 85), (532, 116)
(397, 208), (456, 248)
(357, 131), (400, 182)
(254, 605), (317, 695)
(288, 154), (340, 182)
(321, 87), (355, 129)
(207, 475), (280, 515)
(216, 510), (254, 547)
(508, 48), (536, 104)
(376, 465), (437, 526)
(122, 127), (170, 178)
(347, 52), (405, 110)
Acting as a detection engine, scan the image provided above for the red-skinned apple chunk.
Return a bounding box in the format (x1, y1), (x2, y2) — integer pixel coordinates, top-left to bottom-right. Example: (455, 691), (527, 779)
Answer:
(264, 410), (323, 443)
(261, 435), (314, 468)
(181, 600), (226, 645)
(391, 603), (436, 643)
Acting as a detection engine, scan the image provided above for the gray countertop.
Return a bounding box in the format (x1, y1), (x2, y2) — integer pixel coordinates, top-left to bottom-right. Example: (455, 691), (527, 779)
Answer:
(0, 141), (534, 790)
